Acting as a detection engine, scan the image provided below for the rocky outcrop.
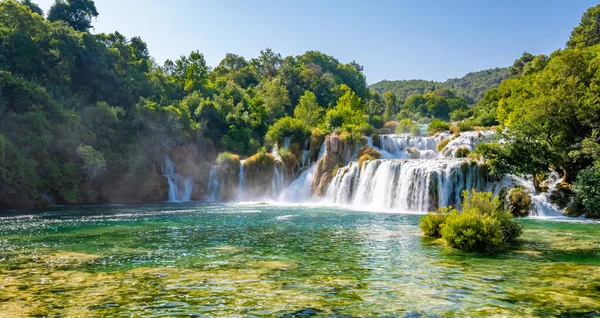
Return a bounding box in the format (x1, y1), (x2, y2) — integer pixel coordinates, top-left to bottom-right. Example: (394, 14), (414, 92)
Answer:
(311, 135), (360, 196)
(243, 152), (275, 198)
(215, 153), (239, 201)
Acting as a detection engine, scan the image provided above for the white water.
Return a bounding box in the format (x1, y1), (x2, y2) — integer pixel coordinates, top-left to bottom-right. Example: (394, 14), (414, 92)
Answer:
(206, 166), (219, 201)
(278, 164), (317, 203)
(325, 159), (488, 212)
(162, 155), (193, 202)
(511, 172), (563, 217)
(237, 160), (246, 201)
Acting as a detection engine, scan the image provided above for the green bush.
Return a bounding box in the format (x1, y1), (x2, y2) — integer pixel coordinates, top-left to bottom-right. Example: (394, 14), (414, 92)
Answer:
(457, 120), (475, 132)
(421, 190), (522, 252)
(573, 166), (600, 218)
(216, 152), (240, 167)
(265, 117), (312, 147)
(427, 119), (450, 135)
(455, 146), (471, 158)
(419, 208), (450, 237)
(508, 187), (532, 217)
(395, 118), (419, 134)
(436, 139), (450, 152)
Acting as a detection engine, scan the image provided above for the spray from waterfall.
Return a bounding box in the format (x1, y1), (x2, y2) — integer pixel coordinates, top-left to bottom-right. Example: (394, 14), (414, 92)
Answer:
(237, 160), (246, 201)
(206, 165), (219, 201)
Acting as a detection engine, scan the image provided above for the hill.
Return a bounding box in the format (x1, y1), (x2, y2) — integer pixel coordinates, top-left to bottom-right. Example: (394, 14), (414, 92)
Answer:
(370, 67), (509, 104)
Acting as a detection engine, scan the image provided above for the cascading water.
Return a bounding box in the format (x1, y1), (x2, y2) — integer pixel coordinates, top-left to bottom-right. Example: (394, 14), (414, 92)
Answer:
(278, 164), (317, 203)
(206, 166), (219, 201)
(325, 159), (488, 212)
(511, 172), (563, 217)
(237, 160), (246, 201)
(440, 130), (496, 157)
(163, 155), (193, 202)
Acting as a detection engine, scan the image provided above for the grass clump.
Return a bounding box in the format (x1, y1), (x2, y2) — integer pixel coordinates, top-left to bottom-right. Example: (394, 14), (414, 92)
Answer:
(357, 146), (381, 168)
(420, 190), (522, 252)
(244, 148), (275, 170)
(217, 152), (240, 167)
(436, 139), (450, 152)
(455, 146), (471, 158)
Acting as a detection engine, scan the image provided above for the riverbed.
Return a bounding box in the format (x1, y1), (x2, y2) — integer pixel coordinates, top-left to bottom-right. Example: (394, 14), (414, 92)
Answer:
(0, 203), (598, 316)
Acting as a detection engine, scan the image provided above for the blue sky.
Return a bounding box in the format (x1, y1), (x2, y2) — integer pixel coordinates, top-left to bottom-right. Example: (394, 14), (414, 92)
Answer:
(35, 0), (597, 83)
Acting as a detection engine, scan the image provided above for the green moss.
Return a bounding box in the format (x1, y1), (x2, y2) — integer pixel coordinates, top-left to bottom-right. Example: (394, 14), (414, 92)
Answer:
(436, 139), (450, 152)
(508, 187), (532, 217)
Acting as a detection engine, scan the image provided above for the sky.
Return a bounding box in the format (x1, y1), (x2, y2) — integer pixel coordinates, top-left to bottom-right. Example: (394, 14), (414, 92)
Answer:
(35, 0), (598, 84)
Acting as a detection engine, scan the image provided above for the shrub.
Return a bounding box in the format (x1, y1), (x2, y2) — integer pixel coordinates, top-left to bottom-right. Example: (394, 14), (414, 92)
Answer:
(573, 166), (600, 218)
(244, 148), (275, 170)
(369, 115), (384, 129)
(419, 208), (450, 237)
(436, 139), (450, 152)
(216, 152), (240, 167)
(422, 190), (522, 252)
(265, 117), (311, 147)
(357, 145), (381, 159)
(457, 120), (475, 132)
(382, 121), (398, 133)
(455, 146), (471, 158)
(508, 187), (532, 217)
(427, 119), (450, 135)
(396, 118), (419, 134)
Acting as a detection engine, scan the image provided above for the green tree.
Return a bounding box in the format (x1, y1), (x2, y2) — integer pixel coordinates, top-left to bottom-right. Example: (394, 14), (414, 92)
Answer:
(293, 91), (322, 127)
(567, 4), (600, 49)
(48, 0), (99, 32)
(383, 91), (397, 121)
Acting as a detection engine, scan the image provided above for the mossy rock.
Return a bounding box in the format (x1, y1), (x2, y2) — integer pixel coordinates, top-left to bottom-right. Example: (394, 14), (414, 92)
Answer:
(217, 152), (241, 201)
(309, 128), (327, 161)
(508, 187), (532, 217)
(243, 151), (276, 198)
(563, 200), (585, 217)
(371, 134), (381, 148)
(436, 139), (450, 152)
(406, 147), (420, 159)
(455, 146), (471, 158)
(357, 145), (381, 160)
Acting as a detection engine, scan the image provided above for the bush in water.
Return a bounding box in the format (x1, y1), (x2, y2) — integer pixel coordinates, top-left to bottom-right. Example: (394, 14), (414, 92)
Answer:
(420, 190), (522, 252)
(508, 187), (532, 217)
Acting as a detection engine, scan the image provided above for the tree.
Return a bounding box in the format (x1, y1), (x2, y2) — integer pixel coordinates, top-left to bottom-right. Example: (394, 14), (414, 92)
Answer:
(509, 52), (535, 76)
(293, 91), (322, 127)
(567, 4), (600, 49)
(20, 0), (43, 16)
(48, 0), (99, 32)
(383, 91), (397, 122)
(257, 79), (290, 123)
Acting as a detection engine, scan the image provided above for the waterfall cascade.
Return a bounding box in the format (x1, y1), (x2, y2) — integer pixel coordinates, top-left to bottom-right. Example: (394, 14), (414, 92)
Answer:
(325, 159), (489, 212)
(163, 155), (193, 202)
(206, 166), (219, 201)
(237, 160), (246, 201)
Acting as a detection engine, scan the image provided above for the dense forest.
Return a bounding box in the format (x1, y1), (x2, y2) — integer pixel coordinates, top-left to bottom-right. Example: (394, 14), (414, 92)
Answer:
(370, 67), (510, 104)
(1, 0), (599, 217)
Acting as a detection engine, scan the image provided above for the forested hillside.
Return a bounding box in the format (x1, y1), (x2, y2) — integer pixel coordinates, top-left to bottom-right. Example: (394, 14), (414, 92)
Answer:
(0, 0), (378, 209)
(370, 67), (509, 104)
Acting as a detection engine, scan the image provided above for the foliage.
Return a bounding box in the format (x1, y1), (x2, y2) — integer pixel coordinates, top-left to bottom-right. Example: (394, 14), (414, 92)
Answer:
(567, 4), (600, 49)
(370, 67), (509, 104)
(455, 147), (470, 158)
(436, 139), (450, 152)
(573, 166), (600, 218)
(76, 145), (106, 180)
(293, 90), (323, 126)
(265, 117), (311, 147)
(427, 119), (450, 135)
(508, 187), (532, 217)
(395, 118), (418, 134)
(216, 152), (240, 167)
(243, 148), (275, 170)
(419, 208), (450, 237)
(48, 0), (98, 32)
(324, 85), (370, 133)
(436, 191), (522, 252)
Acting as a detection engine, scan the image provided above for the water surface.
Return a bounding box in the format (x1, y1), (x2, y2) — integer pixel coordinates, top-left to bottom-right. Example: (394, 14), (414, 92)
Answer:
(0, 203), (599, 316)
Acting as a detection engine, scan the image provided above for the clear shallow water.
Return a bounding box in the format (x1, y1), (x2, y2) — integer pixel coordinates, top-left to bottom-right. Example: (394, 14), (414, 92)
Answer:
(0, 204), (599, 317)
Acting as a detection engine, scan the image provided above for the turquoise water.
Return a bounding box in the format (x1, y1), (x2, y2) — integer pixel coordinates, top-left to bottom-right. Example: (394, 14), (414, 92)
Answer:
(0, 203), (599, 316)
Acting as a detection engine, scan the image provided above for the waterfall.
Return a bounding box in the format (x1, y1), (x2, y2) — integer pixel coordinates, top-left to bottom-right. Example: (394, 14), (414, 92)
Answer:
(283, 136), (292, 150)
(511, 172), (563, 217)
(440, 130), (495, 157)
(206, 166), (219, 201)
(325, 159), (487, 212)
(317, 142), (326, 161)
(272, 162), (285, 197)
(162, 155), (193, 202)
(237, 160), (246, 201)
(375, 134), (447, 159)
